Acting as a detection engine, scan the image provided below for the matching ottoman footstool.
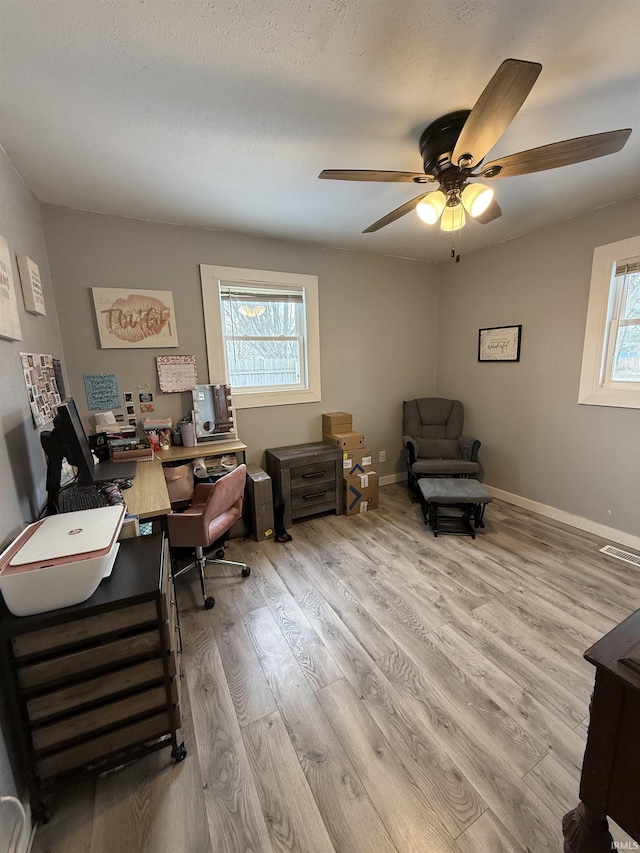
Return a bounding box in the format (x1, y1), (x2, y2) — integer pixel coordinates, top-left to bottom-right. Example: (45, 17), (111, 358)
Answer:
(417, 478), (493, 538)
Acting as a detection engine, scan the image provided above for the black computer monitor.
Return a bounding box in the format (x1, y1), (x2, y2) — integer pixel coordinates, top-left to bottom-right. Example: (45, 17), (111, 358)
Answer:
(40, 399), (95, 512)
(41, 399), (138, 514)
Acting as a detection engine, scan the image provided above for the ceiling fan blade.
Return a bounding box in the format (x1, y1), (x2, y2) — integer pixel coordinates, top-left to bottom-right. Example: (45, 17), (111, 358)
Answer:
(319, 169), (434, 183)
(452, 59), (542, 168)
(472, 199), (502, 224)
(363, 193), (429, 233)
(479, 128), (632, 179)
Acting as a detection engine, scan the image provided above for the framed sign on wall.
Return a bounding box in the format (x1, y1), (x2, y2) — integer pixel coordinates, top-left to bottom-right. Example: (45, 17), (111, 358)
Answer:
(91, 287), (179, 348)
(478, 325), (522, 362)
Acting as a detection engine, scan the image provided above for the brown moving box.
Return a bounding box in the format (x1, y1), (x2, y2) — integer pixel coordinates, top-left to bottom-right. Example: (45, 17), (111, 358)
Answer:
(323, 431), (365, 451)
(343, 448), (373, 476)
(322, 412), (352, 434)
(343, 471), (379, 516)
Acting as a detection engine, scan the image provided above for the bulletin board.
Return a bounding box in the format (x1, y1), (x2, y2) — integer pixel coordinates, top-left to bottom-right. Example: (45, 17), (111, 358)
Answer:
(20, 352), (62, 427)
(83, 373), (122, 410)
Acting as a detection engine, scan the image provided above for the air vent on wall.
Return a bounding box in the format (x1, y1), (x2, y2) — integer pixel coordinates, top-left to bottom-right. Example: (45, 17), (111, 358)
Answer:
(599, 545), (640, 567)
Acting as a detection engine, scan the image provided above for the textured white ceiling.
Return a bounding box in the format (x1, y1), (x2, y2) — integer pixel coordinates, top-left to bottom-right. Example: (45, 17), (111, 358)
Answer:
(1, 0), (639, 262)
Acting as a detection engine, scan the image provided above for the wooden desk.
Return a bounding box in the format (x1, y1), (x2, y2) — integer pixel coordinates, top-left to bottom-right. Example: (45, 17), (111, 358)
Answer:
(562, 609), (640, 851)
(155, 439), (248, 465)
(125, 459), (171, 520)
(125, 439), (248, 520)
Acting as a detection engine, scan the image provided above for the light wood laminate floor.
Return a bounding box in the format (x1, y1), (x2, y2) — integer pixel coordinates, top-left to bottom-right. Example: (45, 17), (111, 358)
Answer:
(32, 485), (639, 853)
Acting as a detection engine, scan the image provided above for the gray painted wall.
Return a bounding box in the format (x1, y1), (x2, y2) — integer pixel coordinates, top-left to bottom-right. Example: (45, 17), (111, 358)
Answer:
(437, 194), (640, 538)
(40, 206), (440, 475)
(0, 148), (64, 851)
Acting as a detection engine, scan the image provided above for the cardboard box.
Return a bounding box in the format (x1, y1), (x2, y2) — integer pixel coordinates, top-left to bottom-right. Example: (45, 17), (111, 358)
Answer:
(322, 412), (352, 434)
(323, 431), (365, 451)
(343, 447), (373, 477)
(343, 471), (379, 516)
(163, 463), (195, 504)
(245, 463), (274, 541)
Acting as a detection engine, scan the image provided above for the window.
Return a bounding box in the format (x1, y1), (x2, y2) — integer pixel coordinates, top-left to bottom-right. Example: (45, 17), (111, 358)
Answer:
(200, 265), (321, 409)
(603, 260), (640, 385)
(579, 235), (640, 408)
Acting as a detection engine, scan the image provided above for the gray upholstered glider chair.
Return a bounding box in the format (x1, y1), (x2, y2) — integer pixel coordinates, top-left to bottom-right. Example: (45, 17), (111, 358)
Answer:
(403, 398), (481, 497)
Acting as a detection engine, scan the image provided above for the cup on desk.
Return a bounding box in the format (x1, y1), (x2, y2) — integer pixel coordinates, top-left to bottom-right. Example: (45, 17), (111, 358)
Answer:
(147, 431), (160, 452)
(179, 422), (196, 447)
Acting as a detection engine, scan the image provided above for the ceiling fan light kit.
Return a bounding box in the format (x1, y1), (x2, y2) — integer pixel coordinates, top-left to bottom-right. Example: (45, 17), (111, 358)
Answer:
(461, 183), (494, 218)
(440, 204), (466, 232)
(416, 190), (446, 224)
(319, 58), (632, 244)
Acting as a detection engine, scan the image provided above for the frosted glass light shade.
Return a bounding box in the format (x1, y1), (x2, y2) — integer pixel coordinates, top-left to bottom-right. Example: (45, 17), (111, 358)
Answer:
(416, 190), (446, 224)
(440, 204), (466, 232)
(461, 183), (494, 217)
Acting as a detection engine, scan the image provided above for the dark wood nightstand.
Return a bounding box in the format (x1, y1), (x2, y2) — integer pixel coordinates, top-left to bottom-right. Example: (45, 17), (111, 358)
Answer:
(265, 441), (344, 530)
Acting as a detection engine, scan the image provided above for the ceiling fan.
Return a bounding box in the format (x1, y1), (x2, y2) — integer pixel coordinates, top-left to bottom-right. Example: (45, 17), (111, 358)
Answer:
(319, 59), (632, 235)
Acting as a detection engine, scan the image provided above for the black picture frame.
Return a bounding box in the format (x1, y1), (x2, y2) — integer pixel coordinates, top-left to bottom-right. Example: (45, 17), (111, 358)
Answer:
(478, 324), (522, 362)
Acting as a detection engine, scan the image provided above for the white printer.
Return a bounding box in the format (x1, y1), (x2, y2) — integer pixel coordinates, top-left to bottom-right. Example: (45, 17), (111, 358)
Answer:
(0, 505), (125, 616)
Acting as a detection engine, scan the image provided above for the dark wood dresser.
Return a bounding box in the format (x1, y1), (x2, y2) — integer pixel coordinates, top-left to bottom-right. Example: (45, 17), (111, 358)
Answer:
(0, 533), (184, 821)
(562, 608), (640, 851)
(265, 441), (343, 530)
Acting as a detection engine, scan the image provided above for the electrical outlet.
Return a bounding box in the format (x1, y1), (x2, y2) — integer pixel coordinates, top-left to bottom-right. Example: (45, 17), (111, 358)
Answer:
(378, 450), (386, 463)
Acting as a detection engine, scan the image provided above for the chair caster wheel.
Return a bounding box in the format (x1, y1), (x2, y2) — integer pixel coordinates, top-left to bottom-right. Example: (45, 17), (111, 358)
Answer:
(204, 596), (215, 609)
(172, 742), (187, 762)
(215, 548), (225, 560)
(32, 801), (51, 824)
(241, 566), (251, 578)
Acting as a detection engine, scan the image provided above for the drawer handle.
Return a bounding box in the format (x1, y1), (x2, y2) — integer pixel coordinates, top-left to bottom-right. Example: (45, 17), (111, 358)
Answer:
(302, 470), (326, 479)
(302, 490), (327, 500)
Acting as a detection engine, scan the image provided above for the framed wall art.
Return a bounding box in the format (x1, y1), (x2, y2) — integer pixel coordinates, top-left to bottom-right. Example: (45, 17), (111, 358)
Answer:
(17, 254), (46, 315)
(0, 234), (23, 341)
(91, 287), (179, 348)
(478, 324), (522, 362)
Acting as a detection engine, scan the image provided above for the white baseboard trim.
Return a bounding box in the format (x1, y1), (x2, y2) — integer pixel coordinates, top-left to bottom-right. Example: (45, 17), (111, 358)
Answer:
(379, 472), (407, 486)
(486, 485), (640, 552)
(379, 475), (639, 552)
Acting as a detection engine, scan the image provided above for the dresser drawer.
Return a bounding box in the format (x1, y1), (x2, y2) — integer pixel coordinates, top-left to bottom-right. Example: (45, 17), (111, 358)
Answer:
(292, 496), (337, 520)
(18, 629), (161, 690)
(12, 602), (158, 659)
(31, 685), (168, 752)
(290, 460), (336, 489)
(291, 460), (336, 517)
(36, 711), (171, 779)
(27, 658), (166, 723)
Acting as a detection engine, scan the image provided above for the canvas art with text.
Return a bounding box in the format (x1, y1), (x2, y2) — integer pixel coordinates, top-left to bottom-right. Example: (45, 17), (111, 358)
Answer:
(91, 287), (179, 348)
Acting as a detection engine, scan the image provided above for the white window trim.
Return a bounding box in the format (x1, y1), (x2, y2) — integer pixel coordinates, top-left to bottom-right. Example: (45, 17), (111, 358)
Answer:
(579, 235), (640, 408)
(200, 264), (321, 409)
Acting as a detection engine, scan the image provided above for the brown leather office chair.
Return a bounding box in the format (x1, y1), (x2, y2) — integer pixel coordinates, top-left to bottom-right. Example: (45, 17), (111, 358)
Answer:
(166, 463), (250, 609)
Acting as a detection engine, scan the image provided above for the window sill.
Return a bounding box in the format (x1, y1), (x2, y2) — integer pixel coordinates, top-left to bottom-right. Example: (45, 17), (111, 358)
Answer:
(578, 387), (640, 409)
(232, 387), (322, 409)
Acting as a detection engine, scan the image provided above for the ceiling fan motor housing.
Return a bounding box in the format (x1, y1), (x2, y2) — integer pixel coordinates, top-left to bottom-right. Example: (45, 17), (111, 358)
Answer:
(419, 110), (473, 177)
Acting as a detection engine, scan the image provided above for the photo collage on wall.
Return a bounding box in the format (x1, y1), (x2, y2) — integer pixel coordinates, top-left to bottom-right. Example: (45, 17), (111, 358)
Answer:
(20, 352), (63, 427)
